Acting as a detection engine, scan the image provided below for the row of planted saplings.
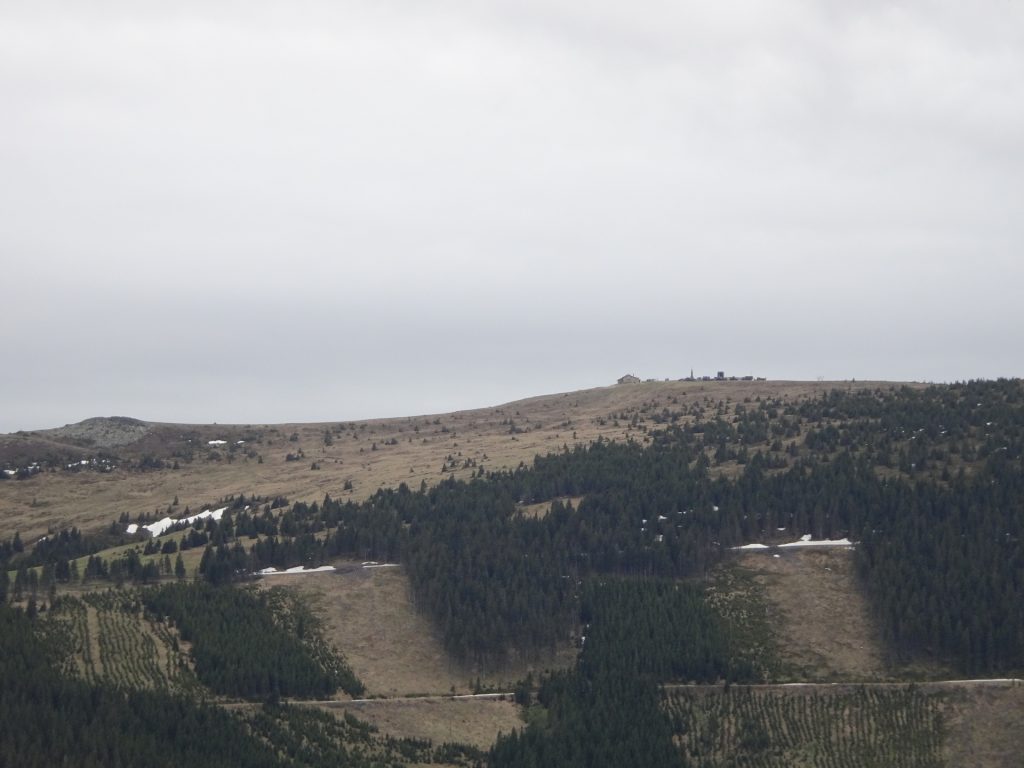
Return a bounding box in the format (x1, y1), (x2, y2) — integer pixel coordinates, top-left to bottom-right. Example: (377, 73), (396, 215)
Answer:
(663, 687), (943, 767)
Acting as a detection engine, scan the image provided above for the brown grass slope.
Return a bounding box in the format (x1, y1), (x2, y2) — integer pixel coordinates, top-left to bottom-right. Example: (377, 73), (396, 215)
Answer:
(259, 564), (573, 698)
(0, 379), (911, 539)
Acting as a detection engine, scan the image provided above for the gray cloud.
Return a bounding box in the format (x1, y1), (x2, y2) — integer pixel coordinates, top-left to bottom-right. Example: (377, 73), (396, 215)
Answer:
(2, 1), (1022, 431)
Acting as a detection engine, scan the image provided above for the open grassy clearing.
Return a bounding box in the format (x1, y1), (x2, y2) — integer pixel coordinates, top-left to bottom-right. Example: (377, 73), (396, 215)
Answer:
(319, 698), (523, 751)
(941, 682), (1024, 768)
(0, 379), (905, 540)
(260, 564), (575, 697)
(724, 548), (901, 681)
(517, 495), (586, 519)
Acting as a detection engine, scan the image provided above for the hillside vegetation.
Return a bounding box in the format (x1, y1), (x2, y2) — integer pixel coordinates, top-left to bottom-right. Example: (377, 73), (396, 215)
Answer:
(2, 378), (1024, 765)
(0, 379), (910, 540)
(664, 686), (945, 767)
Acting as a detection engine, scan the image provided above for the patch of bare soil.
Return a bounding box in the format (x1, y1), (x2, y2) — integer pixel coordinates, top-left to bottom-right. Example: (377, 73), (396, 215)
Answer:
(733, 548), (890, 680)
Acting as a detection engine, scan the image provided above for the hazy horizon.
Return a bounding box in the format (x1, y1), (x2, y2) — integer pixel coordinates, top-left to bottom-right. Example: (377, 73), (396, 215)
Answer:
(3, 2), (1022, 434)
(2, 372), (1004, 434)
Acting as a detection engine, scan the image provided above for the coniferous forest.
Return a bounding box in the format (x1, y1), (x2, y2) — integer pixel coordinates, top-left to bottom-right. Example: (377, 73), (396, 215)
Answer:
(173, 379), (1024, 675)
(2, 379), (1024, 765)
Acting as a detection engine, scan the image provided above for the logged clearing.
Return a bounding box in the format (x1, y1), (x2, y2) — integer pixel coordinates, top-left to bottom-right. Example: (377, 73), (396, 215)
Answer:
(666, 684), (944, 767)
(0, 379), (906, 540)
(664, 681), (1024, 768)
(44, 591), (196, 693)
(261, 564), (574, 697)
(730, 548), (892, 681)
(321, 698), (523, 750)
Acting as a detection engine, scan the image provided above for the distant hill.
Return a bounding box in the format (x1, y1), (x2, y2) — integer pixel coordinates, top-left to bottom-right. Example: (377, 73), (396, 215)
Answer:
(0, 379), (912, 540)
(45, 416), (151, 448)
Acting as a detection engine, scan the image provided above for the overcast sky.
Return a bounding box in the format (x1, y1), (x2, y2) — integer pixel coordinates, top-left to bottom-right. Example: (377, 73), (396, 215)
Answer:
(2, 1), (1022, 432)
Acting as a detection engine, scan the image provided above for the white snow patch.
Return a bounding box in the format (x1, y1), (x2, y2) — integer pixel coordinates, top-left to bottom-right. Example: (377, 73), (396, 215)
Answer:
(208, 439), (227, 446)
(259, 565), (336, 575)
(127, 507), (227, 538)
(778, 535), (854, 548)
(730, 534), (855, 551)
